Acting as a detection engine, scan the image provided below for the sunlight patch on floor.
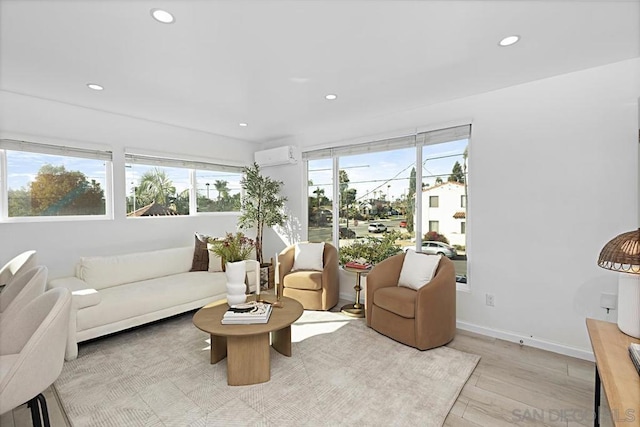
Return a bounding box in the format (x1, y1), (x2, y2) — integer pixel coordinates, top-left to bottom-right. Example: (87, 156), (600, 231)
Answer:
(291, 310), (356, 343)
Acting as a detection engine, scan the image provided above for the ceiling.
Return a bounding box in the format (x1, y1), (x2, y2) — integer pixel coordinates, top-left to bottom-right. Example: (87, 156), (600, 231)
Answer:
(1, 1), (638, 143)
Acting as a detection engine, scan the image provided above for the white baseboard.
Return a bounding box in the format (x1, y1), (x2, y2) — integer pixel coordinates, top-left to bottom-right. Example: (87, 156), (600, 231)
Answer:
(339, 291), (362, 305)
(338, 290), (595, 361)
(456, 320), (595, 362)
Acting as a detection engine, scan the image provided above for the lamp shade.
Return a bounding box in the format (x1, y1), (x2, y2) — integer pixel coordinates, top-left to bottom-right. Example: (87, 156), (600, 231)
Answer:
(598, 228), (640, 338)
(597, 228), (640, 274)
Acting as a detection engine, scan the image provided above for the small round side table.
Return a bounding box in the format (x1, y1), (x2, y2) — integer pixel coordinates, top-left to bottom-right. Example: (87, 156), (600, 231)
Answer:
(341, 266), (372, 318)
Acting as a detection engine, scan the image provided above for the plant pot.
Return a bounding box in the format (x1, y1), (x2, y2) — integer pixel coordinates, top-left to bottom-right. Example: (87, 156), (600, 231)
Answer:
(225, 261), (247, 306)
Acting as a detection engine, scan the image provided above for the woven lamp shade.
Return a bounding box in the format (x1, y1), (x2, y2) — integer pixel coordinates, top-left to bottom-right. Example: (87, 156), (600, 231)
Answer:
(598, 228), (640, 274)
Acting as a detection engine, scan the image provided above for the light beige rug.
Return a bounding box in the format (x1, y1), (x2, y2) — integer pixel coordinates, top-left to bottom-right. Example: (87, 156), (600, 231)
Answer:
(54, 310), (479, 426)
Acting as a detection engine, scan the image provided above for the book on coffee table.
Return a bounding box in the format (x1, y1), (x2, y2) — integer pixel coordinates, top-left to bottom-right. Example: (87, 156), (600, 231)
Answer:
(222, 301), (272, 324)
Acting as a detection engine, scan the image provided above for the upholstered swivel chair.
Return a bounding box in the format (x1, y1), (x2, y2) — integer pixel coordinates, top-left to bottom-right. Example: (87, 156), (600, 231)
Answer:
(0, 250), (37, 288)
(0, 287), (72, 427)
(278, 242), (339, 310)
(366, 252), (456, 350)
(0, 266), (48, 326)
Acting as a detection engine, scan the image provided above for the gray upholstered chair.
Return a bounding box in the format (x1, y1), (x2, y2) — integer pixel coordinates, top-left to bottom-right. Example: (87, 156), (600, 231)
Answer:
(278, 242), (339, 311)
(0, 266), (48, 327)
(0, 250), (37, 288)
(0, 287), (71, 427)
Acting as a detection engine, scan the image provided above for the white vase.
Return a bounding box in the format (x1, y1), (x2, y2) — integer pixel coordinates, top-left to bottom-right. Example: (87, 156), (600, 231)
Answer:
(225, 261), (247, 306)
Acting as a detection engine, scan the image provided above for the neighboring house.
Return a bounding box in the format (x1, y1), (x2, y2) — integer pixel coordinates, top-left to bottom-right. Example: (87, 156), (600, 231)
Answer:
(420, 182), (467, 247)
(127, 201), (179, 217)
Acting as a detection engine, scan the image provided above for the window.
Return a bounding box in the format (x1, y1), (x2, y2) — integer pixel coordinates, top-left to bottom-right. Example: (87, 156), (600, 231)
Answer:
(461, 221), (466, 234)
(304, 124), (470, 285)
(307, 158), (334, 243)
(461, 195), (466, 208)
(195, 170), (242, 213)
(1, 139), (111, 220)
(125, 154), (242, 216)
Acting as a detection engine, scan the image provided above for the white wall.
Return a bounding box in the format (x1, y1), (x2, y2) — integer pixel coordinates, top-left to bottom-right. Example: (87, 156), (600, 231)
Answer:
(262, 58), (640, 357)
(0, 91), (256, 279)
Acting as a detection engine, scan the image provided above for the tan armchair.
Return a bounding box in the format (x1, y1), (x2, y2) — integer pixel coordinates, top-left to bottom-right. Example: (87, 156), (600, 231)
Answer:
(365, 253), (456, 350)
(278, 242), (339, 311)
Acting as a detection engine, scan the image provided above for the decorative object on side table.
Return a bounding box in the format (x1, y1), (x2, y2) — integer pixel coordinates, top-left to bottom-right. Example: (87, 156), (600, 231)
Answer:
(598, 228), (640, 338)
(238, 162), (287, 291)
(339, 232), (402, 318)
(208, 232), (256, 306)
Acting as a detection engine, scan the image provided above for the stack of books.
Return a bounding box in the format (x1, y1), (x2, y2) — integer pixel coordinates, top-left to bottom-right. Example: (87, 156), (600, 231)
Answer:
(629, 343), (640, 376)
(345, 261), (372, 270)
(222, 301), (272, 325)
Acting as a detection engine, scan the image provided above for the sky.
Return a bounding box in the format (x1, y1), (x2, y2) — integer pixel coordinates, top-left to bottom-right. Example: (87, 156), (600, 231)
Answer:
(5, 138), (467, 204)
(5, 151), (241, 200)
(308, 138), (468, 205)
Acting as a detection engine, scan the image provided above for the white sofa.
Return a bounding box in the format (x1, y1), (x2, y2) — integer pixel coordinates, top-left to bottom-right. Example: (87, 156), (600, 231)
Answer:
(47, 246), (259, 360)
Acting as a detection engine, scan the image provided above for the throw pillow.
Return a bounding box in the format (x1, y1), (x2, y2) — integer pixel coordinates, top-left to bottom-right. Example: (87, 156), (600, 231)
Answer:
(190, 232), (210, 272)
(206, 240), (224, 272)
(398, 249), (441, 290)
(292, 242), (325, 271)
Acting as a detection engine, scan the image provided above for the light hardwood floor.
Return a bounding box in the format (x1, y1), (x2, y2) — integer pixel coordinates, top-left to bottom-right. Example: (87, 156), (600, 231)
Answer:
(2, 297), (605, 427)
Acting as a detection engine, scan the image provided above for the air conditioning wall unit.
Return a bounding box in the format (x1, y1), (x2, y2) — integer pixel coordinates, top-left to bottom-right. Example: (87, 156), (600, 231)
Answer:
(254, 145), (299, 167)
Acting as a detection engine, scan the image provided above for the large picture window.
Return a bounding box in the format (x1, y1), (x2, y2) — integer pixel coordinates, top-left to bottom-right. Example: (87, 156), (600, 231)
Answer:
(0, 139), (111, 220)
(303, 125), (470, 285)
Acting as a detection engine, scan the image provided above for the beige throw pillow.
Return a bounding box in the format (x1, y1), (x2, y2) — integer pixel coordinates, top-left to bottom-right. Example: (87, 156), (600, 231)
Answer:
(292, 242), (325, 271)
(398, 250), (441, 290)
(207, 240), (224, 272)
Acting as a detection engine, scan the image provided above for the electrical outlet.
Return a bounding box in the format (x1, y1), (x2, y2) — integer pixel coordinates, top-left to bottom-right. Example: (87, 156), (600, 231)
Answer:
(600, 293), (617, 310)
(485, 293), (495, 307)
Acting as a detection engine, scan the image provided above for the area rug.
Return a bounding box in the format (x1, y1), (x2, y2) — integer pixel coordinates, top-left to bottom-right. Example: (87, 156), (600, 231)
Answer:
(54, 311), (479, 426)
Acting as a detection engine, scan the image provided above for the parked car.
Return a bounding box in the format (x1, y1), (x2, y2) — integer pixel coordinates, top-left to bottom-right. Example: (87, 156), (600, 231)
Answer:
(367, 222), (387, 233)
(403, 241), (458, 259)
(339, 227), (356, 239)
(399, 220), (407, 228)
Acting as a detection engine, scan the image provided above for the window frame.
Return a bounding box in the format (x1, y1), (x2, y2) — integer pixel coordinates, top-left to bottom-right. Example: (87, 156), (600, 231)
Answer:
(124, 152), (244, 217)
(0, 139), (113, 222)
(302, 124), (471, 291)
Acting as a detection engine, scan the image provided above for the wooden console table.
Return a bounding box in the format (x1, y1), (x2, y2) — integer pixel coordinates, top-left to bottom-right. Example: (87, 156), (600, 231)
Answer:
(586, 318), (639, 427)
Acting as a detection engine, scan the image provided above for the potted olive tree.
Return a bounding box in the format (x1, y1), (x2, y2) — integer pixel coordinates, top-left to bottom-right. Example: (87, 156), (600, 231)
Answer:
(238, 162), (287, 289)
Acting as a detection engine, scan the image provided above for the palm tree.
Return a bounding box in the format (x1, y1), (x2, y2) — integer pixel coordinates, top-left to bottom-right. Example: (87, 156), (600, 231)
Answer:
(137, 168), (175, 206)
(214, 180), (229, 201)
(313, 187), (324, 210)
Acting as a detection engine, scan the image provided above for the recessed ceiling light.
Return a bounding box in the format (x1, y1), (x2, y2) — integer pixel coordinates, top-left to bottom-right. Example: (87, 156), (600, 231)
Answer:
(499, 35), (520, 47)
(87, 83), (104, 91)
(239, 123), (248, 127)
(325, 94), (338, 100)
(151, 8), (175, 24)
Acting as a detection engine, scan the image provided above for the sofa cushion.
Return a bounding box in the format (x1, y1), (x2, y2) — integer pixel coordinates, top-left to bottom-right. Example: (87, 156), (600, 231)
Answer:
(77, 247), (193, 290)
(76, 271), (226, 331)
(374, 286), (416, 319)
(398, 250), (441, 290)
(283, 271), (323, 290)
(190, 233), (210, 272)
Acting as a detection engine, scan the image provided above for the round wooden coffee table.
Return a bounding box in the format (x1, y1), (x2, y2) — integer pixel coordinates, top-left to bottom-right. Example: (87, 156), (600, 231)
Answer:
(192, 296), (303, 386)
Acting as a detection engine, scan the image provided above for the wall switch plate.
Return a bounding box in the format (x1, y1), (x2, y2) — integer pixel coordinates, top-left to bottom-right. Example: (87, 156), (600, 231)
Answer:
(600, 293), (617, 310)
